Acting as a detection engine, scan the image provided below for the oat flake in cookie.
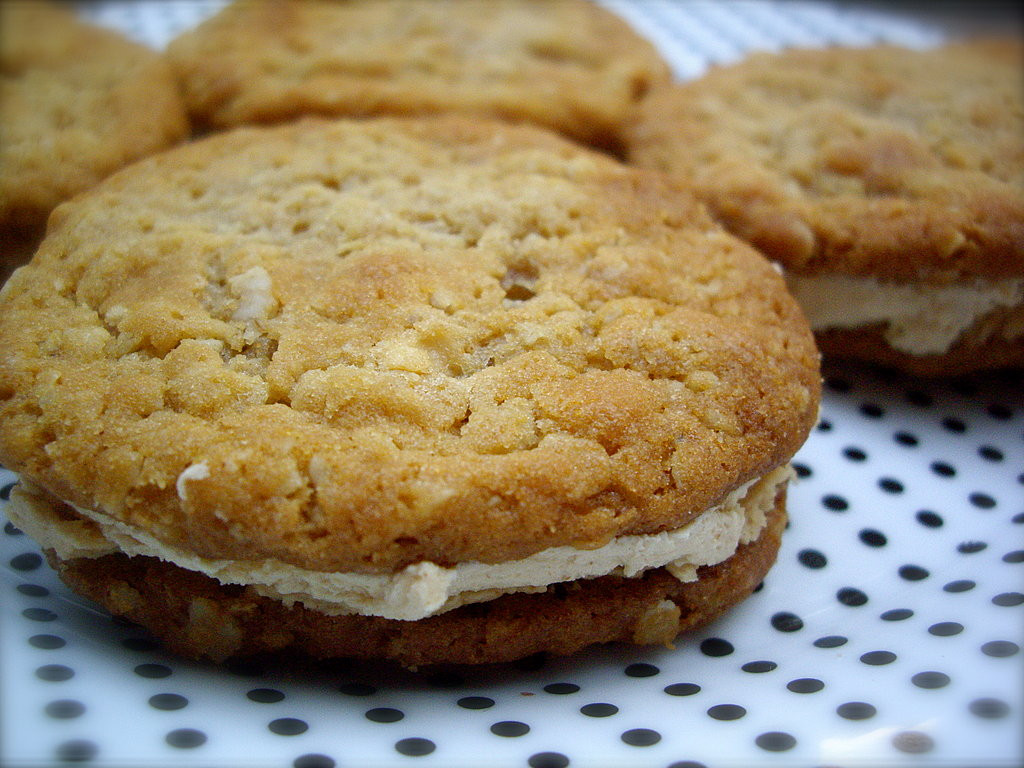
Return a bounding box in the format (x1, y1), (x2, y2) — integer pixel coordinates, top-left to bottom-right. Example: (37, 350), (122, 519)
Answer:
(0, 117), (819, 666)
(165, 0), (670, 152)
(628, 40), (1024, 376)
(0, 0), (189, 280)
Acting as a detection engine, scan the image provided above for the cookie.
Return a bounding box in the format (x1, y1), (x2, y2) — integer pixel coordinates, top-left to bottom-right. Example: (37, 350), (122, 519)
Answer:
(0, 0), (190, 276)
(0, 116), (819, 666)
(627, 40), (1024, 376)
(165, 0), (670, 152)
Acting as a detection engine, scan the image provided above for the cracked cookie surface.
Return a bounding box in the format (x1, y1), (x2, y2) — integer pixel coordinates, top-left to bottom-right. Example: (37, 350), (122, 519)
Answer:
(0, 116), (819, 574)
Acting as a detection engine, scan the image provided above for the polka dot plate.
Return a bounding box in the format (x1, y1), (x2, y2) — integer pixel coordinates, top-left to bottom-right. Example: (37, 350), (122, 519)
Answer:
(2, 3), (1022, 767)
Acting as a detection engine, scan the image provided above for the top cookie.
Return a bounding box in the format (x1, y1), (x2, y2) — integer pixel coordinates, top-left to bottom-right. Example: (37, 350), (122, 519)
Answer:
(0, 1), (189, 238)
(0, 116), (818, 575)
(627, 40), (1024, 283)
(165, 0), (670, 151)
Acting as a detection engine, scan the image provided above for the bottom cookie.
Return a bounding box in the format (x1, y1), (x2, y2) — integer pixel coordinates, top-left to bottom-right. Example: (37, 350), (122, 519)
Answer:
(50, 494), (787, 668)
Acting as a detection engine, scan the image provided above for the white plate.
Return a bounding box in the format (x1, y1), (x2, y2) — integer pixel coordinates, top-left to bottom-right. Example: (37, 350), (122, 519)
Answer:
(2, 3), (1021, 767)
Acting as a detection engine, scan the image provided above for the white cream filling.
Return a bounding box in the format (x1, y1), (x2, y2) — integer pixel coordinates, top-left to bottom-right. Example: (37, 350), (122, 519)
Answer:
(7, 465), (789, 621)
(785, 273), (1024, 354)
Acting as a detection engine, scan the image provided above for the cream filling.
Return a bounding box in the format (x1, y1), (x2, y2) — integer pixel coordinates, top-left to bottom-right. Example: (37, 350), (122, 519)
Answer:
(785, 273), (1024, 354)
(7, 465), (790, 621)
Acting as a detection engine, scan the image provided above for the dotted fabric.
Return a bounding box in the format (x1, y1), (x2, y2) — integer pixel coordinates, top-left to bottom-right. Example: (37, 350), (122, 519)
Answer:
(2, 3), (1021, 768)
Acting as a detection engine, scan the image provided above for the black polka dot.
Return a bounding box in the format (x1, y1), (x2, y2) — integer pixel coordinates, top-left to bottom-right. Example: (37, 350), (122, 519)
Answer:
(978, 445), (1004, 462)
(892, 731), (935, 754)
(860, 650), (897, 666)
(859, 402), (884, 418)
(792, 462), (812, 478)
(23, 607), (57, 622)
(837, 701), (876, 720)
(699, 638), (734, 657)
(787, 678), (824, 693)
(45, 699), (85, 719)
(930, 461), (956, 478)
(269, 718), (308, 736)
(969, 698), (1010, 719)
(941, 417), (966, 433)
(10, 552), (42, 571)
(491, 721), (530, 737)
(825, 376), (851, 392)
(899, 564), (929, 581)
(338, 682), (376, 697)
(366, 707), (404, 723)
(667, 762), (707, 768)
(707, 704), (746, 721)
(624, 663), (659, 678)
(814, 635), (848, 648)
(878, 477), (904, 493)
(986, 403), (1013, 420)
(842, 446), (867, 461)
(797, 549), (827, 568)
(621, 728), (661, 746)
(36, 664), (74, 682)
(166, 729), (207, 749)
(457, 696), (494, 710)
(905, 388), (933, 406)
(859, 529), (887, 547)
(969, 492), (996, 509)
(741, 660), (777, 673)
(755, 732), (796, 752)
(881, 608), (913, 621)
(770, 611), (803, 632)
(664, 683), (701, 696)
(992, 592), (1024, 607)
(816, 419), (833, 432)
(17, 583), (49, 597)
(957, 541), (987, 554)
(149, 693), (188, 711)
(1003, 550), (1024, 563)
(894, 431), (919, 447)
(293, 754), (336, 768)
(543, 682), (580, 694)
(943, 579), (976, 593)
(916, 510), (944, 528)
(55, 739), (98, 763)
(528, 752), (568, 768)
(580, 702), (618, 717)
(395, 738), (435, 757)
(981, 640), (1019, 658)
(120, 637), (159, 652)
(1, 481), (16, 500)
(912, 671), (950, 689)
(134, 663), (172, 679)
(929, 622), (964, 637)
(247, 688), (285, 704)
(837, 587), (868, 606)
(29, 633), (66, 650)
(822, 494), (849, 511)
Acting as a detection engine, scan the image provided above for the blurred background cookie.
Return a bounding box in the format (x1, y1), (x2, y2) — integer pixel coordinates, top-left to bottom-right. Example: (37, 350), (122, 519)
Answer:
(0, 116), (819, 666)
(0, 0), (190, 281)
(165, 0), (670, 152)
(627, 40), (1024, 376)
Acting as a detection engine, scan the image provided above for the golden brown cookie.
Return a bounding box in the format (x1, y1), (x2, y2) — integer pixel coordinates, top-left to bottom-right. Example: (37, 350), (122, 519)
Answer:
(0, 116), (819, 665)
(165, 0), (670, 151)
(0, 0), (190, 276)
(627, 40), (1024, 375)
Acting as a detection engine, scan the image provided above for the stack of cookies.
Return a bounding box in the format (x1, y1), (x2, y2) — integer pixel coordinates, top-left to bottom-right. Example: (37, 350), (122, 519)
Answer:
(0, 0), (1015, 668)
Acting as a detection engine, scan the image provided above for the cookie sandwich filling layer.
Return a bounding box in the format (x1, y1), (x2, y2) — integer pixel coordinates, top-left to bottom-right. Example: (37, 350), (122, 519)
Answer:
(785, 273), (1024, 355)
(8, 465), (791, 621)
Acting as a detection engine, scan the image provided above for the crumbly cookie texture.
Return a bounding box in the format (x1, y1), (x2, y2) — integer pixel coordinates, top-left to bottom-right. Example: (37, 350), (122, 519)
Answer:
(0, 116), (819, 576)
(165, 0), (670, 151)
(627, 40), (1024, 283)
(0, 1), (189, 242)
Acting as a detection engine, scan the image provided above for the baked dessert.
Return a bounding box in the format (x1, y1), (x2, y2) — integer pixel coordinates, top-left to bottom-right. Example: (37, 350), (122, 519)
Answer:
(0, 0), (189, 279)
(627, 40), (1024, 376)
(0, 116), (819, 666)
(165, 0), (670, 152)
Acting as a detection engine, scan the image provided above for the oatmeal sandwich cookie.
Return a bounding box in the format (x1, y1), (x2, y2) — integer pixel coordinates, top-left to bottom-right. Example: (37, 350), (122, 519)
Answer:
(0, 116), (819, 666)
(0, 0), (189, 280)
(627, 40), (1024, 376)
(165, 0), (670, 152)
